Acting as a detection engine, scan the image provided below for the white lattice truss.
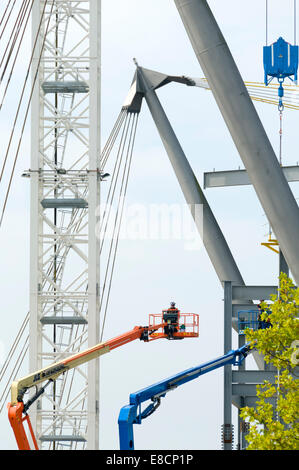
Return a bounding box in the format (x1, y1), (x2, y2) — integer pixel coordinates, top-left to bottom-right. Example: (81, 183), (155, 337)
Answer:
(29, 0), (100, 449)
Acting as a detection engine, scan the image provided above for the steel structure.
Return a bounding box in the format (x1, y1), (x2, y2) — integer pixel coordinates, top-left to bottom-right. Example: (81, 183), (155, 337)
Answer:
(118, 343), (252, 450)
(125, 66), (245, 291)
(172, 0), (298, 449)
(8, 308), (199, 450)
(174, 0), (299, 286)
(2, 0), (295, 452)
(29, 0), (100, 449)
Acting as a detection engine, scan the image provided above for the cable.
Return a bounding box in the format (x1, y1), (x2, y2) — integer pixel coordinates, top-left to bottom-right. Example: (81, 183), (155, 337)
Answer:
(0, 0), (31, 91)
(0, 0), (55, 229)
(266, 0), (269, 46)
(100, 113), (133, 311)
(0, 312), (29, 384)
(279, 107), (283, 165)
(99, 112), (131, 245)
(0, 335), (29, 412)
(0, 1), (12, 31)
(100, 109), (127, 170)
(100, 113), (139, 340)
(0, 0), (33, 109)
(295, 0), (297, 45)
(0, 0), (48, 183)
(0, 0), (16, 41)
(0, 0), (29, 74)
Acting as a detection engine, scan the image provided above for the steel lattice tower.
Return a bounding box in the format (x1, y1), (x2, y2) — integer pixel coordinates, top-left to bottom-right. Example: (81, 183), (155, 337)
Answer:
(29, 0), (101, 449)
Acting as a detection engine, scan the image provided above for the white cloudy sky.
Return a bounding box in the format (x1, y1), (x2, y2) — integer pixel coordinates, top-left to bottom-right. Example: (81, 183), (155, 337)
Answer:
(0, 0), (298, 450)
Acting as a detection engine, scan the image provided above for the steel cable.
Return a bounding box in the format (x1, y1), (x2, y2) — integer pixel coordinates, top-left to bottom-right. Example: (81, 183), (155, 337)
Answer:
(99, 113), (132, 304)
(0, 0), (29, 74)
(0, 336), (29, 407)
(0, 0), (33, 110)
(0, 0), (17, 42)
(0, 335), (29, 412)
(0, 1), (13, 31)
(0, 0), (55, 229)
(0, 0), (32, 98)
(0, 0), (48, 184)
(99, 111), (131, 245)
(0, 311), (29, 384)
(100, 109), (127, 170)
(100, 113), (139, 340)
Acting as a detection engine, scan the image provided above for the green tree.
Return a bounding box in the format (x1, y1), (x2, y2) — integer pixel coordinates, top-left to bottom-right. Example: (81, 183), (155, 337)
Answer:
(240, 273), (299, 450)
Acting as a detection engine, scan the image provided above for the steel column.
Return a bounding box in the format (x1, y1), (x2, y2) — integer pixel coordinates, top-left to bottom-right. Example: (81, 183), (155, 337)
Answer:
(223, 281), (233, 450)
(29, 0), (44, 437)
(87, 0), (101, 450)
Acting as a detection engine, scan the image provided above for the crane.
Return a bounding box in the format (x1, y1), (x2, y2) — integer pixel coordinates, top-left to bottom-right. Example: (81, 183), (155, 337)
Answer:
(7, 304), (199, 450)
(118, 343), (252, 450)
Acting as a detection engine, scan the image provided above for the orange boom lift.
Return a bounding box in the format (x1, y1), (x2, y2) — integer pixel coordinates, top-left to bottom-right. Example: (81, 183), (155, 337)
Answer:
(8, 304), (198, 450)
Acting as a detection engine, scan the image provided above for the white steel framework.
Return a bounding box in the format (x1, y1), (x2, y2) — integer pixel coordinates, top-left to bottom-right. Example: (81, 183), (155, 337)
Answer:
(29, 0), (100, 449)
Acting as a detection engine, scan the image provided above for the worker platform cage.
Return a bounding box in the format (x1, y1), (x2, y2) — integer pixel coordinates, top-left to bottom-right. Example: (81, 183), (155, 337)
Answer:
(149, 312), (199, 339)
(238, 310), (271, 334)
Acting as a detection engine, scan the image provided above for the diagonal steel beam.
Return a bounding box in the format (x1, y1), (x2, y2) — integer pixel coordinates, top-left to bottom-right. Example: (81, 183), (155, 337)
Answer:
(135, 65), (245, 291)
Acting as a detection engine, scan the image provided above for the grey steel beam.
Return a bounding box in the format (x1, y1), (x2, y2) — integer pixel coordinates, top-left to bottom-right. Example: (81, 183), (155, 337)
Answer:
(204, 166), (299, 189)
(40, 316), (88, 325)
(174, 0), (299, 285)
(232, 370), (276, 383)
(41, 198), (88, 209)
(136, 66), (245, 290)
(39, 435), (87, 442)
(243, 397), (276, 408)
(232, 384), (263, 396)
(42, 81), (89, 94)
(232, 285), (277, 301)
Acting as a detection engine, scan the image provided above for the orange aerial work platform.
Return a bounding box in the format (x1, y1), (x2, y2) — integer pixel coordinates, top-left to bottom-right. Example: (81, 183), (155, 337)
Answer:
(8, 303), (199, 450)
(149, 302), (199, 340)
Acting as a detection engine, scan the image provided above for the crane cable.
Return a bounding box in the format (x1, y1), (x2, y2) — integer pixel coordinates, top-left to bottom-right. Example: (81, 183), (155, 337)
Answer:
(279, 106), (283, 165)
(265, 0), (297, 44)
(265, 0), (297, 166)
(265, 0), (269, 46)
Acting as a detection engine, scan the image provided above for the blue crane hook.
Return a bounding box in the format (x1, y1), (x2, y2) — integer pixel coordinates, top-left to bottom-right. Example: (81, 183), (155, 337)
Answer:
(263, 36), (299, 109)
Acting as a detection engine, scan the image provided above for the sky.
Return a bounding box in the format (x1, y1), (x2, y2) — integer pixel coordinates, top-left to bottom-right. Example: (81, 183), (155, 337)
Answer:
(0, 0), (298, 451)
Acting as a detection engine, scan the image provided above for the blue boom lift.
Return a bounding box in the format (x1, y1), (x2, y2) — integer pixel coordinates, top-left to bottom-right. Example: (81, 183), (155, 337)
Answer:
(118, 343), (252, 450)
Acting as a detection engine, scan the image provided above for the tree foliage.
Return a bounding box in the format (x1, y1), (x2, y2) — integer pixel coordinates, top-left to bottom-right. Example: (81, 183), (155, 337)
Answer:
(240, 274), (299, 450)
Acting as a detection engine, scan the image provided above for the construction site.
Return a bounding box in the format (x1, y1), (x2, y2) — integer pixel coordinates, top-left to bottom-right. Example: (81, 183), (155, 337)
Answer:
(0, 0), (298, 451)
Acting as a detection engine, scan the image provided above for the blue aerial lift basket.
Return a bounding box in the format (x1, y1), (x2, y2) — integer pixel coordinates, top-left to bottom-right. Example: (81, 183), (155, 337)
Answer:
(238, 310), (272, 335)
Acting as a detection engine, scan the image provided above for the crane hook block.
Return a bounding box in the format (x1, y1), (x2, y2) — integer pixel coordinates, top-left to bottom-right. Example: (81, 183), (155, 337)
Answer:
(263, 37), (299, 86)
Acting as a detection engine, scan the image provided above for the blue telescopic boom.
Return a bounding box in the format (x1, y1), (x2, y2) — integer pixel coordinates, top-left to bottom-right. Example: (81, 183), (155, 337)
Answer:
(118, 344), (252, 450)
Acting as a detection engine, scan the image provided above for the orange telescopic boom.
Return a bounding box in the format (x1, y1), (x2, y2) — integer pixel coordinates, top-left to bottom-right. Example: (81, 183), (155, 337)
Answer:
(8, 305), (199, 450)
